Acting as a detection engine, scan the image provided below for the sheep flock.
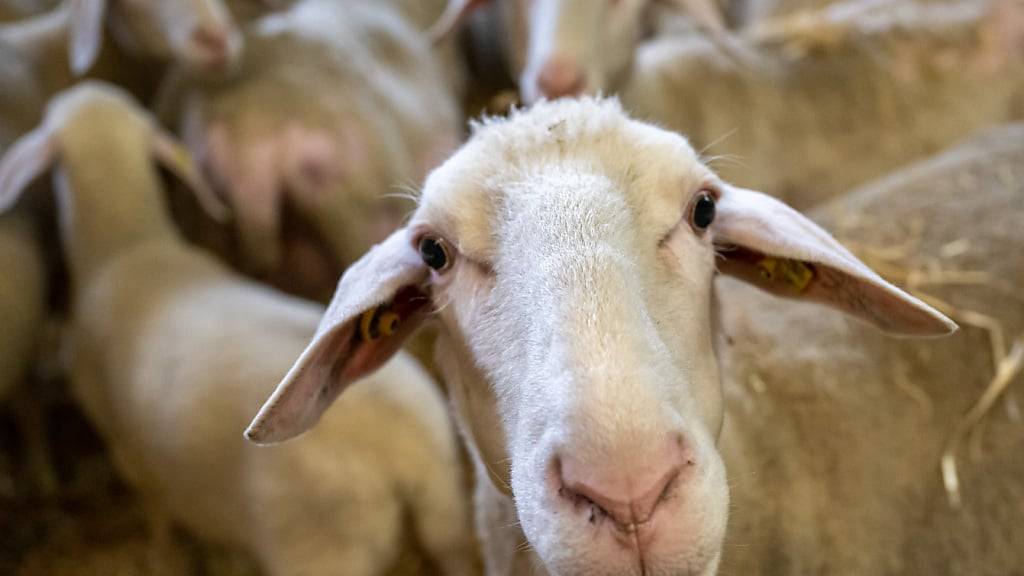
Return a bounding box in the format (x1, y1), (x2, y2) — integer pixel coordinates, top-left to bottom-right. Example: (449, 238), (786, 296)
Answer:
(0, 0), (1021, 575)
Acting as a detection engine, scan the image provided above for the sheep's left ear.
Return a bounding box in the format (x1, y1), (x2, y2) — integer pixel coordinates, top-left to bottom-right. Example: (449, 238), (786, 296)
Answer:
(713, 185), (956, 337)
(69, 0), (108, 75)
(245, 228), (432, 444)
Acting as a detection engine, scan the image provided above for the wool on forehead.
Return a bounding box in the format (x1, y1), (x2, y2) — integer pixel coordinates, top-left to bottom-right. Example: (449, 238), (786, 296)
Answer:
(469, 97), (633, 152)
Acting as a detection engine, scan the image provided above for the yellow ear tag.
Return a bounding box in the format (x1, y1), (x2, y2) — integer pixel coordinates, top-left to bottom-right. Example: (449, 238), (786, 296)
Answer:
(378, 312), (401, 336)
(167, 142), (195, 173)
(757, 257), (814, 293)
(359, 307), (379, 341)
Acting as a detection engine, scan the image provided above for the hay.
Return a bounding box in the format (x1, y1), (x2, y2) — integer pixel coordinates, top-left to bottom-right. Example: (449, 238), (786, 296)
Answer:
(837, 222), (1024, 509)
(940, 339), (1024, 509)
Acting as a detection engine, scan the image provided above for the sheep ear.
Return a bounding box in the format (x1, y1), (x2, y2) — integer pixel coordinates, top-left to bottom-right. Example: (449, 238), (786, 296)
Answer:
(151, 127), (230, 223)
(428, 0), (489, 44)
(69, 0), (108, 76)
(713, 185), (957, 337)
(245, 228), (432, 444)
(0, 126), (57, 213)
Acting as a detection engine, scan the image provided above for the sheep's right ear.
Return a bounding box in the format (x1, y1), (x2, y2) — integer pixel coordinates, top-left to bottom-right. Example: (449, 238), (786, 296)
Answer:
(245, 228), (432, 444)
(0, 126), (57, 213)
(68, 0), (108, 76)
(151, 127), (230, 223)
(428, 0), (489, 44)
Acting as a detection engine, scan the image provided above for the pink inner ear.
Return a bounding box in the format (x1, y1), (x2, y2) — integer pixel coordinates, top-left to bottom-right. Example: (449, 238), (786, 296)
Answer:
(338, 285), (433, 382)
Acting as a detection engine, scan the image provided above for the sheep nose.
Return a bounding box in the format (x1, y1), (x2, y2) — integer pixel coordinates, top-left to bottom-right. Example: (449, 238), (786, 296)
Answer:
(536, 57), (586, 99)
(190, 25), (232, 65)
(555, 433), (694, 531)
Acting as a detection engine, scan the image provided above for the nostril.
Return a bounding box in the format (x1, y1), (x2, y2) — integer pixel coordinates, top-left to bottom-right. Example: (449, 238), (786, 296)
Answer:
(537, 58), (586, 99)
(554, 432), (696, 529)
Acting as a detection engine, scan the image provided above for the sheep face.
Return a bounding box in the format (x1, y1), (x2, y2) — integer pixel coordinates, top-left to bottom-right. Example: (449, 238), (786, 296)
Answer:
(246, 98), (954, 575)
(515, 0), (652, 104)
(71, 0), (242, 74)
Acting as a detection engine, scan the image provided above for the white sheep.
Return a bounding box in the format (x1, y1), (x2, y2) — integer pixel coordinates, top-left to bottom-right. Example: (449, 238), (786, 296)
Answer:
(0, 81), (475, 576)
(0, 0), (241, 98)
(622, 0), (1024, 209)
(158, 0), (463, 300)
(246, 97), (958, 576)
(430, 0), (743, 104)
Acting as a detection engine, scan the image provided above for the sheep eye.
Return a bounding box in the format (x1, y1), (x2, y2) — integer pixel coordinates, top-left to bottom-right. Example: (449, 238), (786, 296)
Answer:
(691, 192), (716, 230)
(418, 235), (451, 272)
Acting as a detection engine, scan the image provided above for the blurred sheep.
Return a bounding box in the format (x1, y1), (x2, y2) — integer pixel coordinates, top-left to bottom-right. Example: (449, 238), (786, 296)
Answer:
(0, 81), (475, 576)
(432, 0), (740, 104)
(718, 122), (1024, 575)
(159, 0), (463, 301)
(623, 0), (1024, 208)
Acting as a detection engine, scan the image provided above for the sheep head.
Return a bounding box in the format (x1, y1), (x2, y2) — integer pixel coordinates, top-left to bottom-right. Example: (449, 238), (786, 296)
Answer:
(246, 98), (954, 576)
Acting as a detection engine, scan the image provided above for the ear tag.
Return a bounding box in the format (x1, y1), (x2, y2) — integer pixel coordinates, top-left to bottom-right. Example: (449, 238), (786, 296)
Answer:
(378, 312), (400, 336)
(757, 257), (814, 293)
(172, 145), (193, 171)
(358, 306), (402, 342)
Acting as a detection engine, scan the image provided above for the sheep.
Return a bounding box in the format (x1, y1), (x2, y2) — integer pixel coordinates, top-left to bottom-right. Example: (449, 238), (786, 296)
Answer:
(0, 81), (475, 576)
(0, 0), (245, 156)
(717, 122), (1024, 575)
(430, 0), (742, 104)
(245, 97), (961, 576)
(158, 0), (463, 301)
(0, 0), (241, 103)
(621, 0), (1024, 209)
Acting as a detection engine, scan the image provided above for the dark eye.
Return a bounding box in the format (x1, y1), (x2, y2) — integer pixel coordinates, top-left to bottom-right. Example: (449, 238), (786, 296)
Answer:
(691, 192), (716, 230)
(418, 235), (451, 272)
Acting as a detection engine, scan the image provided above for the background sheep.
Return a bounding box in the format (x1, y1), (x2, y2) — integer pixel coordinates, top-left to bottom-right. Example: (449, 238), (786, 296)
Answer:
(433, 0), (738, 105)
(1, 0), (1022, 574)
(246, 98), (959, 576)
(623, 0), (1024, 209)
(159, 0), (462, 301)
(0, 82), (475, 576)
(718, 121), (1024, 575)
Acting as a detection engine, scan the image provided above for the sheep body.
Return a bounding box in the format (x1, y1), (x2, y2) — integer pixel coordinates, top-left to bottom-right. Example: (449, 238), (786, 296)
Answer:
(1, 82), (472, 576)
(718, 122), (1024, 574)
(74, 247), (470, 576)
(623, 0), (1024, 209)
